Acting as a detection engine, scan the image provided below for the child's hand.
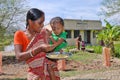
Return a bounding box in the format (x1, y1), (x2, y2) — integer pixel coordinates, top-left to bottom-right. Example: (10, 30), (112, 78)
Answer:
(46, 29), (52, 36)
(49, 36), (53, 40)
(60, 49), (63, 54)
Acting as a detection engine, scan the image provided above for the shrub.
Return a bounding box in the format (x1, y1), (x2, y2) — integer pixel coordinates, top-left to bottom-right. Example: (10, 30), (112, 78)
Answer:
(114, 44), (120, 58)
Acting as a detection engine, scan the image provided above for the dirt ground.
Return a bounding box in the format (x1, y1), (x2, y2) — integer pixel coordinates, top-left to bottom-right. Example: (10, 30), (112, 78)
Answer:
(63, 58), (120, 80)
(1, 51), (120, 80)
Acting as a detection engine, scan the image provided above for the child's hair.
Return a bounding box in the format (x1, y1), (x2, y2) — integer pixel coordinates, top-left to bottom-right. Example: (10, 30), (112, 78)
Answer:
(50, 17), (64, 26)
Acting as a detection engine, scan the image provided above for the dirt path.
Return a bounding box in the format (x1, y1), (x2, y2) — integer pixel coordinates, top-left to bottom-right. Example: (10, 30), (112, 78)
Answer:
(62, 69), (120, 80)
(1, 63), (27, 80)
(1, 51), (120, 80)
(62, 58), (120, 80)
(2, 63), (120, 80)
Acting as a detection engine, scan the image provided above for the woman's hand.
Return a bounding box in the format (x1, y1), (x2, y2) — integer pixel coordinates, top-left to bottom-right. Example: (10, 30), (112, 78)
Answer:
(39, 44), (49, 52)
(39, 44), (55, 52)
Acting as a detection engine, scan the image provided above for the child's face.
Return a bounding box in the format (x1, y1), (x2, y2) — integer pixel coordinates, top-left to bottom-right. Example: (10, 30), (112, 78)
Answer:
(51, 22), (64, 35)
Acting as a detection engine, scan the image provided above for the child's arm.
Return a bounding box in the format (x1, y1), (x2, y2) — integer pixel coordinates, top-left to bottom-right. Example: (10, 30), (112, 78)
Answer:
(50, 36), (64, 45)
(49, 36), (57, 44)
(57, 38), (66, 45)
(45, 29), (64, 45)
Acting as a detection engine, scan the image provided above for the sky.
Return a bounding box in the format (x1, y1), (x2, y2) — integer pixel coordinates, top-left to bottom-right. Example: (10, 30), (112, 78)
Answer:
(27, 0), (104, 25)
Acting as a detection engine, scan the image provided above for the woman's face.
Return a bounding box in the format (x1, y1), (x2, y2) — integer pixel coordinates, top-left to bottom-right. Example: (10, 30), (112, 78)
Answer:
(31, 15), (45, 33)
(51, 22), (64, 35)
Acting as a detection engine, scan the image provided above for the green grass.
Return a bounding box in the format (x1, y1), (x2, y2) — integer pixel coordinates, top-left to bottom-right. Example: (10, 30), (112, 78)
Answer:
(64, 46), (76, 52)
(0, 46), (4, 51)
(86, 45), (102, 54)
(114, 41), (120, 44)
(114, 41), (120, 58)
(0, 35), (13, 51)
(68, 51), (98, 64)
(60, 67), (109, 78)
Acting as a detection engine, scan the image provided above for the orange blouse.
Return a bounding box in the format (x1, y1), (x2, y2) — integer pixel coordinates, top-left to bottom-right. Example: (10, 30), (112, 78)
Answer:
(14, 30), (30, 52)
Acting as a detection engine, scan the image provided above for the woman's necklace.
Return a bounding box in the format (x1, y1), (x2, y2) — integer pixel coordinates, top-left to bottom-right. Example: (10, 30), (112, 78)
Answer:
(25, 30), (36, 40)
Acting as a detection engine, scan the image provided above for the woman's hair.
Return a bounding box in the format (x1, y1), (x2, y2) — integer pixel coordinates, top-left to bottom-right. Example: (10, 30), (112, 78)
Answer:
(50, 17), (64, 26)
(26, 8), (44, 27)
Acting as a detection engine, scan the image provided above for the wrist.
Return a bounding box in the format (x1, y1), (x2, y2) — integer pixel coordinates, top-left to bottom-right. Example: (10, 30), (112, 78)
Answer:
(51, 43), (57, 49)
(53, 43), (58, 47)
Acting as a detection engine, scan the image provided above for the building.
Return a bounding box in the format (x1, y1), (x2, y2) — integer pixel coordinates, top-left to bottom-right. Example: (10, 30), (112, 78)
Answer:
(45, 19), (102, 46)
(64, 19), (102, 45)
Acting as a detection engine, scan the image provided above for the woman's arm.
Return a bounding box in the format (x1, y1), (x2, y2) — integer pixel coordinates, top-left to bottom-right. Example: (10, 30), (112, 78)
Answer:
(14, 43), (58, 61)
(14, 44), (43, 61)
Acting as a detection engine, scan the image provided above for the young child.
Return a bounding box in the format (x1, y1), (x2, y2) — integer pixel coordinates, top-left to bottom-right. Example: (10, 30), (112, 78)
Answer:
(49, 17), (68, 70)
(49, 17), (67, 51)
(81, 41), (85, 51)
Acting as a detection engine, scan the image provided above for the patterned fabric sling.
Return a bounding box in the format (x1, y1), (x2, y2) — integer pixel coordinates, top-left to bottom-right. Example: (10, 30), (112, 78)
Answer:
(26, 29), (60, 80)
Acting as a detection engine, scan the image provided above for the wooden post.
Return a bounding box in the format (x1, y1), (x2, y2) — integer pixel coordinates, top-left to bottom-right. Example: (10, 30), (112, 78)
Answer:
(0, 52), (2, 73)
(103, 47), (111, 67)
(57, 59), (66, 71)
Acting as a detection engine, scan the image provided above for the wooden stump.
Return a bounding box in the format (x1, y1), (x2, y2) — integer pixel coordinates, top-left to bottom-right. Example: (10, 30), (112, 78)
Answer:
(0, 52), (2, 72)
(102, 47), (111, 67)
(57, 59), (66, 71)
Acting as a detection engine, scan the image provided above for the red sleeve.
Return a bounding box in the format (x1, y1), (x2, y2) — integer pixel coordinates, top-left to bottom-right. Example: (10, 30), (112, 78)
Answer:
(14, 30), (23, 45)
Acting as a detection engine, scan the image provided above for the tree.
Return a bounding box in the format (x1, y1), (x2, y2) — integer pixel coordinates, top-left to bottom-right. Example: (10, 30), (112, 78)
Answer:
(0, 0), (29, 31)
(100, 0), (120, 24)
(100, 0), (120, 17)
(97, 20), (120, 56)
(0, 0), (29, 50)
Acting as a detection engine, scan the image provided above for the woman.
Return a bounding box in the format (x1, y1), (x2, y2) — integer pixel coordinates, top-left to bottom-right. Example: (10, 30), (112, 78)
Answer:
(76, 35), (82, 50)
(14, 8), (61, 80)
